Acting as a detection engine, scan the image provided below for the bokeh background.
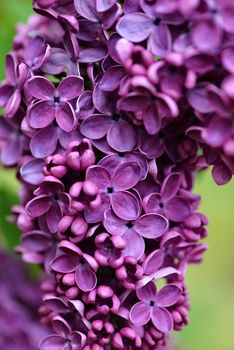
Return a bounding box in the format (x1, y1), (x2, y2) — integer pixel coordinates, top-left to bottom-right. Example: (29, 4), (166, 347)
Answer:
(0, 2), (234, 349)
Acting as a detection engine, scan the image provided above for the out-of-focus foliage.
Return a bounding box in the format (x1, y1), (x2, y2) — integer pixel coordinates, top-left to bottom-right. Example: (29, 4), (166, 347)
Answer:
(0, 2), (32, 79)
(180, 173), (234, 350)
(0, 1), (233, 349)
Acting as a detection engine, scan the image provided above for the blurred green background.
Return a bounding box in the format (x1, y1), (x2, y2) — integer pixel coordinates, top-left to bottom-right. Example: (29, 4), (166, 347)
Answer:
(0, 2), (234, 349)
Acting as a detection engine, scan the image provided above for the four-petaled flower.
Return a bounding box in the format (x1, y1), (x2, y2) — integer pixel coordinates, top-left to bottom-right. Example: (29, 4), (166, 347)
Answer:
(104, 208), (169, 260)
(26, 176), (71, 233)
(40, 316), (86, 350)
(51, 240), (98, 292)
(143, 173), (191, 222)
(86, 161), (141, 223)
(27, 75), (84, 132)
(130, 282), (181, 333)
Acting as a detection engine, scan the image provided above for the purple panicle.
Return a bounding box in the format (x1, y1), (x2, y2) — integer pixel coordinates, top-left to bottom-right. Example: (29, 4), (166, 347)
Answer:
(0, 0), (233, 349)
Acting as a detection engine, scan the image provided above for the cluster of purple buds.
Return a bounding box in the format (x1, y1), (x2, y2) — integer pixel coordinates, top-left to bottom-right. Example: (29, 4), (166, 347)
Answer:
(0, 0), (233, 349)
(0, 250), (48, 350)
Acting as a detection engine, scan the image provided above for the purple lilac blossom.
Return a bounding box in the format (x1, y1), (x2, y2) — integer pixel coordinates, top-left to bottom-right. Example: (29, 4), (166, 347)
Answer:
(0, 250), (48, 350)
(0, 0), (233, 349)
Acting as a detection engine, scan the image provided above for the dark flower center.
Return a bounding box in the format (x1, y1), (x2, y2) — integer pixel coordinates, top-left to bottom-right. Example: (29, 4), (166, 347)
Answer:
(54, 96), (60, 104)
(53, 194), (60, 202)
(126, 221), (134, 229)
(112, 114), (120, 122)
(210, 7), (218, 15)
(107, 187), (114, 194)
(80, 258), (86, 265)
(118, 152), (125, 158)
(150, 300), (155, 307)
(159, 202), (164, 209)
(154, 17), (161, 26)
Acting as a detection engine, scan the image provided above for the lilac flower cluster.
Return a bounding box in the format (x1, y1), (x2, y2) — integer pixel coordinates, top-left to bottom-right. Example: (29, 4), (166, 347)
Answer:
(0, 249), (48, 350)
(0, 0), (233, 349)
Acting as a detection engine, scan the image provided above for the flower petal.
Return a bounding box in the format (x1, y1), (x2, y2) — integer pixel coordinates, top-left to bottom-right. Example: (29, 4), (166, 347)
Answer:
(151, 307), (173, 333)
(143, 249), (164, 276)
(212, 163), (232, 185)
(5, 89), (21, 118)
(0, 118), (12, 138)
(86, 165), (111, 191)
(20, 159), (44, 185)
(96, 0), (116, 12)
(56, 102), (76, 132)
(129, 302), (151, 326)
(43, 296), (69, 313)
(144, 192), (161, 214)
(26, 195), (51, 218)
(58, 76), (84, 100)
(74, 0), (99, 22)
(136, 282), (157, 302)
(46, 204), (62, 233)
(148, 23), (172, 57)
(40, 335), (65, 349)
(51, 254), (78, 273)
(219, 4), (234, 33)
(187, 85), (214, 113)
(107, 119), (137, 152)
(52, 316), (71, 337)
(165, 197), (191, 222)
(122, 230), (145, 260)
(192, 19), (222, 52)
(30, 125), (58, 158)
(6, 53), (17, 84)
(1, 135), (23, 166)
(112, 161), (141, 191)
(139, 132), (164, 159)
(222, 47), (234, 74)
(76, 90), (95, 120)
(80, 114), (112, 139)
(85, 193), (110, 223)
(93, 84), (116, 115)
(75, 265), (97, 292)
(104, 208), (127, 235)
(135, 214), (168, 238)
(111, 191), (140, 220)
(143, 102), (161, 135)
(202, 118), (232, 148)
(156, 284), (181, 307)
(28, 76), (55, 99)
(22, 231), (51, 252)
(161, 173), (180, 202)
(100, 66), (126, 91)
(117, 94), (149, 112)
(79, 44), (107, 63)
(71, 331), (86, 348)
(0, 84), (13, 107)
(117, 13), (153, 42)
(28, 100), (55, 129)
